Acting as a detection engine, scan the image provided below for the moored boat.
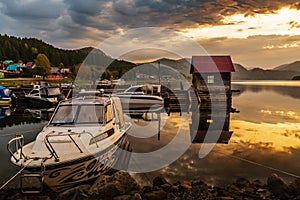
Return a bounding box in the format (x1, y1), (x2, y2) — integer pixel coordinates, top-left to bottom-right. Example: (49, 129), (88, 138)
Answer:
(7, 94), (132, 192)
(25, 85), (65, 108)
(0, 86), (15, 106)
(113, 84), (164, 113)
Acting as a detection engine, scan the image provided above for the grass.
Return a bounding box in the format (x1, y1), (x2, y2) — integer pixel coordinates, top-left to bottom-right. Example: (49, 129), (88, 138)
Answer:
(0, 78), (75, 87)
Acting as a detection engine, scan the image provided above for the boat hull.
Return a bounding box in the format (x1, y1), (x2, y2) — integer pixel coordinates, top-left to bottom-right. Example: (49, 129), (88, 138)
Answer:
(24, 135), (130, 192)
(25, 97), (56, 108)
(116, 95), (164, 113)
(0, 98), (12, 106)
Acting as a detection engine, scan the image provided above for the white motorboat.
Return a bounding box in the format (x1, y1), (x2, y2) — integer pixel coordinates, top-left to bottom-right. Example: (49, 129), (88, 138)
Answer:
(8, 94), (131, 192)
(114, 84), (164, 113)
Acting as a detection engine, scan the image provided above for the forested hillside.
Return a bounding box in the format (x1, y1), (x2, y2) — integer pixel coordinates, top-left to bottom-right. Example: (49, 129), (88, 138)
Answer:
(0, 34), (89, 67)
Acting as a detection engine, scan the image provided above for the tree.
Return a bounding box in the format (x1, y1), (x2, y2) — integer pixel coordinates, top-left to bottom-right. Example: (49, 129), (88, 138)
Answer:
(34, 53), (51, 80)
(58, 62), (64, 69)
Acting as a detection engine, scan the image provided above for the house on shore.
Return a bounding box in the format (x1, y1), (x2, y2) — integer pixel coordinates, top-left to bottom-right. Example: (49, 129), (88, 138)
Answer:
(190, 55), (236, 144)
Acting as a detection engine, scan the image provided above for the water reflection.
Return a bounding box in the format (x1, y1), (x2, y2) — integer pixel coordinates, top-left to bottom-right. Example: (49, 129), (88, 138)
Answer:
(0, 106), (14, 120)
(1, 82), (299, 190)
(131, 82), (300, 187)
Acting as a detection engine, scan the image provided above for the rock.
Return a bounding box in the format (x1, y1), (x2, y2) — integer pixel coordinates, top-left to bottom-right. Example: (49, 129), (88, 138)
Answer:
(132, 192), (142, 200)
(178, 180), (192, 191)
(141, 186), (153, 195)
(267, 174), (291, 199)
(234, 177), (251, 189)
(113, 171), (141, 193)
(113, 194), (132, 200)
(88, 171), (140, 199)
(152, 176), (170, 187)
(191, 180), (205, 186)
(142, 189), (167, 200)
(289, 178), (300, 195)
(57, 185), (90, 200)
(90, 181), (124, 199)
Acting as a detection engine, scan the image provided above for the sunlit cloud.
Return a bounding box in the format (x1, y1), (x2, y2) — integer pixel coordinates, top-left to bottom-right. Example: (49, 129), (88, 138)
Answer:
(263, 41), (300, 49)
(182, 7), (300, 40)
(261, 109), (299, 120)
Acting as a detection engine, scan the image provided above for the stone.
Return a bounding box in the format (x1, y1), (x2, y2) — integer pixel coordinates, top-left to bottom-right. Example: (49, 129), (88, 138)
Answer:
(57, 185), (90, 200)
(267, 174), (290, 198)
(94, 181), (124, 199)
(289, 178), (300, 195)
(132, 192), (142, 200)
(113, 194), (132, 200)
(142, 189), (167, 200)
(234, 177), (251, 189)
(152, 176), (170, 187)
(179, 180), (192, 191)
(141, 186), (153, 195)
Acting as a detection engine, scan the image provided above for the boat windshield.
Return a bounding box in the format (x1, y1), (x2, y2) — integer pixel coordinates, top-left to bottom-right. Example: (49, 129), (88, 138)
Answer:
(47, 87), (60, 95)
(50, 105), (104, 125)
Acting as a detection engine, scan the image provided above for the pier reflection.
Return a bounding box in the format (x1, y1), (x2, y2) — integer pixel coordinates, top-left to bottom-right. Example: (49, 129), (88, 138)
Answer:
(190, 101), (234, 144)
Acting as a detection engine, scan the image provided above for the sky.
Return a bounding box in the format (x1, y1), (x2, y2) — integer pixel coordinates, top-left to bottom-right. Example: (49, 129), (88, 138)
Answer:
(1, 0), (300, 69)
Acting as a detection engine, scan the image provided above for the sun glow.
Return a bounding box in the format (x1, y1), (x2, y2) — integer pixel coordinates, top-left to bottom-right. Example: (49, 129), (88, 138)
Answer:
(182, 7), (300, 39)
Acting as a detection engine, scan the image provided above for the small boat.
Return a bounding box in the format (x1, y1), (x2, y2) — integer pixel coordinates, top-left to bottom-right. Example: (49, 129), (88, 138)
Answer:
(0, 106), (13, 119)
(0, 86), (15, 106)
(113, 84), (164, 113)
(8, 94), (132, 192)
(25, 85), (65, 108)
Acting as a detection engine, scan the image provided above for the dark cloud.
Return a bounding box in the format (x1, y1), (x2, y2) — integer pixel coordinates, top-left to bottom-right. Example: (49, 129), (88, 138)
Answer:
(1, 0), (63, 20)
(0, 0), (300, 67)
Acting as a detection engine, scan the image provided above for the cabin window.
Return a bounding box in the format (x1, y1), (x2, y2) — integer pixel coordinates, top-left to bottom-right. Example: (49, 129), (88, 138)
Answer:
(207, 75), (214, 84)
(30, 90), (39, 95)
(105, 104), (113, 123)
(76, 105), (103, 124)
(47, 87), (60, 95)
(51, 105), (78, 124)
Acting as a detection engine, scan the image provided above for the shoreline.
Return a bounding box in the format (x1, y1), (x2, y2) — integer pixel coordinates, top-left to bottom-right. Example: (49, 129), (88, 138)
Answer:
(0, 172), (299, 200)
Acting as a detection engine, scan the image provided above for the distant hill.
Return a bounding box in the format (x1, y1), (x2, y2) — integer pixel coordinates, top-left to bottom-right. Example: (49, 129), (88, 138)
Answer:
(150, 58), (191, 76)
(273, 61), (300, 72)
(0, 34), (136, 78)
(232, 64), (300, 80)
(1, 34), (300, 80)
(145, 58), (300, 80)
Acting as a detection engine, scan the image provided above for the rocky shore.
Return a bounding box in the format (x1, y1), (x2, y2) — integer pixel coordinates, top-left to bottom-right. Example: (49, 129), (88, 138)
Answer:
(0, 172), (299, 200)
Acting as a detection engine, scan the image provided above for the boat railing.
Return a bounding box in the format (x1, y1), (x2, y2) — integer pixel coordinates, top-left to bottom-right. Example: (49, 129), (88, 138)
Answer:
(44, 131), (98, 162)
(7, 134), (26, 162)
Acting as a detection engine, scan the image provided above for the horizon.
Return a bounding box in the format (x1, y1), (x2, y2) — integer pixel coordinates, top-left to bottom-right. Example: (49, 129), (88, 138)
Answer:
(1, 1), (300, 69)
(1, 33), (300, 71)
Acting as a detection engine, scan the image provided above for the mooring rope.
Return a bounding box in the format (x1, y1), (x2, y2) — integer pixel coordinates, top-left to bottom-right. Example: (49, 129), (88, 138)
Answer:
(214, 150), (300, 179)
(0, 159), (34, 191)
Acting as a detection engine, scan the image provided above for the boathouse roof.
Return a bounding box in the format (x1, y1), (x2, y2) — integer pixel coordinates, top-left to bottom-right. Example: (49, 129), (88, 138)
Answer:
(190, 56), (235, 73)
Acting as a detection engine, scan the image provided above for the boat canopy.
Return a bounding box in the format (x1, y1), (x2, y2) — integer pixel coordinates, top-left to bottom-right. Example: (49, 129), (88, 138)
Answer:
(0, 86), (12, 98)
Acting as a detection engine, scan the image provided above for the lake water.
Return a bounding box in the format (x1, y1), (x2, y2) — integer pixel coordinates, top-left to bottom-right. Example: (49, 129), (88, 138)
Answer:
(0, 81), (299, 189)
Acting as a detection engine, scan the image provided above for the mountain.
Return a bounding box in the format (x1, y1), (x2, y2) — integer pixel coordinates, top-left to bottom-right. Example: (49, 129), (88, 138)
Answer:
(147, 58), (300, 80)
(0, 34), (137, 79)
(0, 34), (91, 67)
(273, 61), (300, 72)
(232, 64), (300, 80)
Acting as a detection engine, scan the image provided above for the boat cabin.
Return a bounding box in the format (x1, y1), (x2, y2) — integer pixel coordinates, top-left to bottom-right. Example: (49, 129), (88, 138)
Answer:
(124, 84), (161, 96)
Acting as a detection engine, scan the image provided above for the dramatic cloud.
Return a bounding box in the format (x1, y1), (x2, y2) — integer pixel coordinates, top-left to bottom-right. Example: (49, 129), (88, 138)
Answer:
(0, 0), (300, 67)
